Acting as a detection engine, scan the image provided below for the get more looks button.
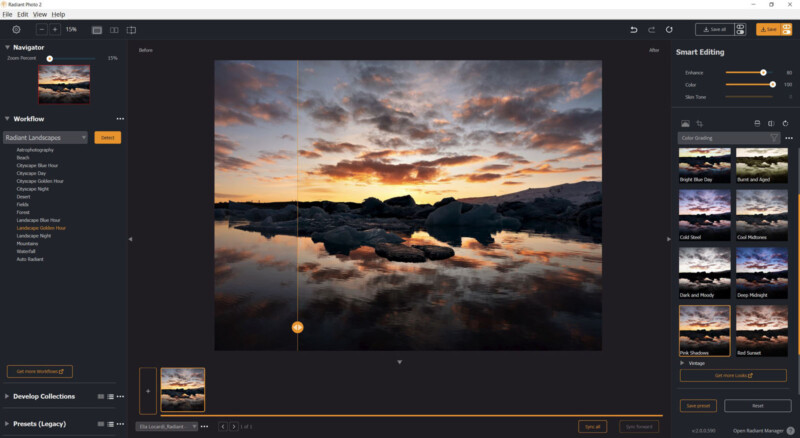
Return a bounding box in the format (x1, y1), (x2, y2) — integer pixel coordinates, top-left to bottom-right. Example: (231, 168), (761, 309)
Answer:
(680, 369), (787, 383)
(94, 131), (122, 144)
(7, 365), (73, 379)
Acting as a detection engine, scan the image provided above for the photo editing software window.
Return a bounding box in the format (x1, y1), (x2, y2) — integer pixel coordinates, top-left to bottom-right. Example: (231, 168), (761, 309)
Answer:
(1, 1), (800, 437)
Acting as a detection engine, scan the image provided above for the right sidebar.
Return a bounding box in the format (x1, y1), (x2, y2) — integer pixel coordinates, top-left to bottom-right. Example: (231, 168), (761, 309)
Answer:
(671, 33), (800, 436)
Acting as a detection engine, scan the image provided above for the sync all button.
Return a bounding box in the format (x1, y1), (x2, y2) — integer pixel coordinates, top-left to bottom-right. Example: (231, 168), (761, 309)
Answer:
(724, 399), (792, 413)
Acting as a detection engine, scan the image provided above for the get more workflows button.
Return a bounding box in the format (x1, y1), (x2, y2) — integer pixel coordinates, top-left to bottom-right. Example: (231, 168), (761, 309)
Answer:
(7, 365), (73, 379)
(679, 369), (787, 383)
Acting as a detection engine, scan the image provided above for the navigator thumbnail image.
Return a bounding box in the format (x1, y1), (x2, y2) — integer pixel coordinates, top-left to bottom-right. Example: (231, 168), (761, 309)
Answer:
(38, 64), (91, 105)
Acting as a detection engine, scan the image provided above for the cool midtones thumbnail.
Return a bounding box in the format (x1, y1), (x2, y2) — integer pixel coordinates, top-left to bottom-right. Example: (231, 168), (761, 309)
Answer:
(678, 148), (731, 183)
(38, 65), (90, 104)
(679, 305), (731, 357)
(214, 60), (602, 350)
(735, 247), (789, 299)
(736, 148), (788, 184)
(735, 189), (788, 241)
(736, 305), (789, 357)
(160, 368), (205, 412)
(678, 189), (731, 241)
(678, 247), (731, 299)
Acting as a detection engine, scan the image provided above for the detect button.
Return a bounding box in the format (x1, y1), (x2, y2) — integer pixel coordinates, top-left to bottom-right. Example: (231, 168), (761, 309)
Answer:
(95, 131), (122, 144)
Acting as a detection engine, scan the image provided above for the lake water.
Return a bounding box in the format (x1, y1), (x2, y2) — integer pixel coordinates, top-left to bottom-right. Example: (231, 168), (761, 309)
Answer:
(215, 220), (602, 350)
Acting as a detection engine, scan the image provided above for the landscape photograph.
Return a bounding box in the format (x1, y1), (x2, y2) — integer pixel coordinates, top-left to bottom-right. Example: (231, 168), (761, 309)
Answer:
(736, 148), (788, 183)
(160, 368), (205, 412)
(38, 65), (90, 104)
(678, 247), (730, 299)
(735, 247), (789, 299)
(678, 148), (731, 183)
(679, 305), (731, 357)
(678, 189), (731, 241)
(735, 189), (788, 241)
(214, 60), (603, 350)
(736, 305), (789, 357)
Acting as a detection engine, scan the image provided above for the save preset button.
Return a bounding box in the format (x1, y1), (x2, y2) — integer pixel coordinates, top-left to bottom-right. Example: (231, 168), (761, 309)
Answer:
(94, 131), (122, 144)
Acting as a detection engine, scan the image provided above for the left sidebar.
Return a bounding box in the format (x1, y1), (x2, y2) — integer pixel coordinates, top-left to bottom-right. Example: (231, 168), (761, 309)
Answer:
(1, 24), (128, 437)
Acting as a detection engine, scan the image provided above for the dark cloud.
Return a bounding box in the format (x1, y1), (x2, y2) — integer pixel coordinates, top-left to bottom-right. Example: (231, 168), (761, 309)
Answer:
(299, 149), (322, 158)
(502, 181), (524, 185)
(258, 150), (293, 164)
(309, 138), (367, 153)
(312, 158), (441, 184)
(214, 133), (256, 172)
(537, 108), (602, 137)
(344, 91), (434, 140)
(311, 154), (483, 185)
(214, 61), (295, 126)
(466, 173), (503, 182)
(454, 93), (553, 126)
(478, 163), (512, 172)
(355, 64), (407, 90)
(369, 136), (407, 148)
(299, 97), (348, 126)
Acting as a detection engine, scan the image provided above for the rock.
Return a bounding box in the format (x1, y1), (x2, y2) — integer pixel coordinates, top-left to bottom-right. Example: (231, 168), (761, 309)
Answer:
(501, 216), (522, 230)
(459, 204), (501, 227)
(361, 228), (405, 246)
(433, 197), (457, 209)
(300, 206), (329, 219)
(425, 200), (464, 227)
(425, 201), (504, 228)
(412, 245), (455, 260)
(271, 204), (298, 222)
(413, 206), (436, 219)
(361, 197), (386, 216)
(330, 203), (350, 213)
(374, 243), (426, 263)
(310, 226), (403, 251)
(384, 195), (416, 207)
(498, 197), (574, 221)
(244, 208), (268, 221)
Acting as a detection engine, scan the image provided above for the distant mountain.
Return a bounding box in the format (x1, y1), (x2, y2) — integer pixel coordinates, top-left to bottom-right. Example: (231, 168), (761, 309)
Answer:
(458, 181), (601, 206)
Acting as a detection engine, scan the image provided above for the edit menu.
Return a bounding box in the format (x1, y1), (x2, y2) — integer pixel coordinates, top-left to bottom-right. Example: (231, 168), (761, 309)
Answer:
(671, 38), (800, 435)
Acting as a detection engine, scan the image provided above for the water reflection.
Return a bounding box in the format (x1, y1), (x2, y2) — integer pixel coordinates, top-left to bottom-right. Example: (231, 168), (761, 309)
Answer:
(215, 221), (602, 350)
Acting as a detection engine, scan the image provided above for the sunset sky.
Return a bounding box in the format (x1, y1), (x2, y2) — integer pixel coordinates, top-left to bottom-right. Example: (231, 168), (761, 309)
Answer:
(679, 306), (730, 331)
(678, 247), (729, 273)
(678, 190), (730, 216)
(736, 190), (788, 215)
(736, 305), (788, 331)
(737, 148), (787, 158)
(161, 368), (204, 390)
(214, 60), (602, 204)
(38, 65), (90, 85)
(679, 148), (729, 158)
(736, 247), (788, 273)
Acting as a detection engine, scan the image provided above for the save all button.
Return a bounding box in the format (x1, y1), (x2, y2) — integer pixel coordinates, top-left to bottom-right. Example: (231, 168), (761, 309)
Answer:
(94, 131), (122, 144)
